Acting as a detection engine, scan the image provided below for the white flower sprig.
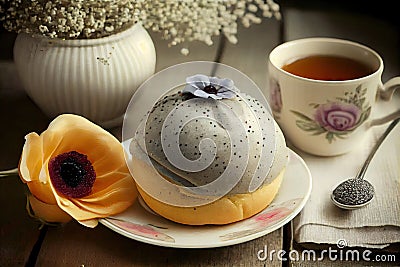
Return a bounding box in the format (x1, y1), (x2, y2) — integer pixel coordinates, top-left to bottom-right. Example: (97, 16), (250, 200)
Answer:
(0, 0), (280, 54)
(134, 0), (280, 55)
(0, 0), (139, 39)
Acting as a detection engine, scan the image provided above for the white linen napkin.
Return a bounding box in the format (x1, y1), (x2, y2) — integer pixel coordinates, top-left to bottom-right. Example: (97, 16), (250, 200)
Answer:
(292, 105), (400, 249)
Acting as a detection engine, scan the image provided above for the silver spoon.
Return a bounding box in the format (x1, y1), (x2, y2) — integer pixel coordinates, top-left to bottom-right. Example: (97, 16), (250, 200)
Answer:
(331, 118), (400, 210)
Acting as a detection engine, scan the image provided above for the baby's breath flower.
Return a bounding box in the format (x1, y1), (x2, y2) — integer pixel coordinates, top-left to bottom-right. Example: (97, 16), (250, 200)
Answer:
(0, 0), (139, 39)
(134, 0), (280, 50)
(0, 0), (280, 54)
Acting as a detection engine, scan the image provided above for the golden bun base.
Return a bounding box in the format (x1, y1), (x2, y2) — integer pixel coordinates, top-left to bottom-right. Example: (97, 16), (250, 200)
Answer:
(137, 169), (285, 225)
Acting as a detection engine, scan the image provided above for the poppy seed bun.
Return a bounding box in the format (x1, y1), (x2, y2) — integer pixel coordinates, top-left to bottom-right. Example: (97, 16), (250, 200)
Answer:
(137, 169), (284, 225)
(132, 91), (288, 225)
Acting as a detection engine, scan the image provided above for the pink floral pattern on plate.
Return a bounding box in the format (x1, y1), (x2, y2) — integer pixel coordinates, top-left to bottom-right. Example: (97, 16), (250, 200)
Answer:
(220, 198), (302, 241)
(107, 218), (175, 243)
(100, 150), (312, 248)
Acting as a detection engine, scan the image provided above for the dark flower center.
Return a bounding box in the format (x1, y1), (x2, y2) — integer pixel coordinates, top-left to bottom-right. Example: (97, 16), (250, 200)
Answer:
(49, 151), (96, 198)
(203, 85), (218, 94)
(60, 160), (85, 188)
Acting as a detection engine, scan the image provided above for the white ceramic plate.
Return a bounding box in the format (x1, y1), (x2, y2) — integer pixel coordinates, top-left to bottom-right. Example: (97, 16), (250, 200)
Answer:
(100, 149), (312, 248)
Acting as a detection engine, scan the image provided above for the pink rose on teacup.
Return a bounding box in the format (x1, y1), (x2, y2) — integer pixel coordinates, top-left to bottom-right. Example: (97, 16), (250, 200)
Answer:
(314, 102), (362, 132)
(269, 79), (282, 113)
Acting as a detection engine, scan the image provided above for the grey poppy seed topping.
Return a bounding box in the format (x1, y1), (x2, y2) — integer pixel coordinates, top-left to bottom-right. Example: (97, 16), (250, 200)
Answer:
(332, 178), (374, 206)
(142, 89), (288, 195)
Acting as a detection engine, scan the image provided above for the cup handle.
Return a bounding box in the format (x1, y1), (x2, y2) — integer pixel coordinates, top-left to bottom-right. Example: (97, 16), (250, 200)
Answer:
(379, 76), (400, 100)
(370, 77), (400, 126)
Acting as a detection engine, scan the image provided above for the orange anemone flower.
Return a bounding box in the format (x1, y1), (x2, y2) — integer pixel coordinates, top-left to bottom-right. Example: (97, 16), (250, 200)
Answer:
(19, 114), (138, 227)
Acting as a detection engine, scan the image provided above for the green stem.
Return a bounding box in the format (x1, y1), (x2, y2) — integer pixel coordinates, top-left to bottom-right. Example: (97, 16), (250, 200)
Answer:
(0, 168), (18, 177)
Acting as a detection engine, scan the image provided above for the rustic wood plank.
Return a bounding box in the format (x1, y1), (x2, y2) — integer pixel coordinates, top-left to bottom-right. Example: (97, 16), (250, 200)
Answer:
(0, 75), (50, 266)
(37, 221), (282, 267)
(0, 175), (43, 267)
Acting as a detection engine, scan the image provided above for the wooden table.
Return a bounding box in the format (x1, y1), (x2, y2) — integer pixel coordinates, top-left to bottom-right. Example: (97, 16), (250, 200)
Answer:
(1, 4), (399, 266)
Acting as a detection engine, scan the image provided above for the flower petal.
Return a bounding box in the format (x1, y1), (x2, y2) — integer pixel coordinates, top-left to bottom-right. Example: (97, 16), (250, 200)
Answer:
(209, 77), (234, 90)
(19, 133), (57, 204)
(184, 75), (236, 100)
(220, 78), (235, 90)
(48, 137), (137, 224)
(53, 172), (137, 225)
(183, 74), (210, 95)
(28, 194), (72, 223)
(42, 114), (116, 160)
(186, 74), (210, 89)
(20, 114), (138, 226)
(19, 133), (42, 183)
(182, 84), (197, 95)
(26, 178), (57, 204)
(193, 89), (222, 99)
(77, 219), (99, 228)
(216, 89), (237, 99)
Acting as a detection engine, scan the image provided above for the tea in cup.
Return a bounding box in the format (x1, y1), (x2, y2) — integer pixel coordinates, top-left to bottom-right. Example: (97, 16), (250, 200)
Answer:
(268, 38), (400, 156)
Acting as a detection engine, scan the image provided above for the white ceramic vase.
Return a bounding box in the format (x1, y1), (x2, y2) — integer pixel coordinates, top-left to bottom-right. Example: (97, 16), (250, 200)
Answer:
(13, 23), (156, 128)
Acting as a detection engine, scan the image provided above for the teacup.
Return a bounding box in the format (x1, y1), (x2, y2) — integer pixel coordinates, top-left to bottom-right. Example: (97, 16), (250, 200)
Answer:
(268, 37), (400, 156)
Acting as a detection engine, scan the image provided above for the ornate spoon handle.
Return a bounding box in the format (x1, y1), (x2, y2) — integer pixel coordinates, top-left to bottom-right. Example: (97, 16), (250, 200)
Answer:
(357, 118), (400, 179)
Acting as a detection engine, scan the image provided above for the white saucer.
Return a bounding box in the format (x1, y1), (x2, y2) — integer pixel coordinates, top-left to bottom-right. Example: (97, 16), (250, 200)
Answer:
(100, 149), (312, 248)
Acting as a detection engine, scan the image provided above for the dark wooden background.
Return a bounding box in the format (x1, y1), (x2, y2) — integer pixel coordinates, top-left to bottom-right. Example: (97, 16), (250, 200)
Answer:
(1, 1), (399, 266)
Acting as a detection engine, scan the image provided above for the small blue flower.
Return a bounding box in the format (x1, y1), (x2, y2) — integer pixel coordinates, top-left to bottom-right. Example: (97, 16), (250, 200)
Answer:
(183, 74), (238, 100)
